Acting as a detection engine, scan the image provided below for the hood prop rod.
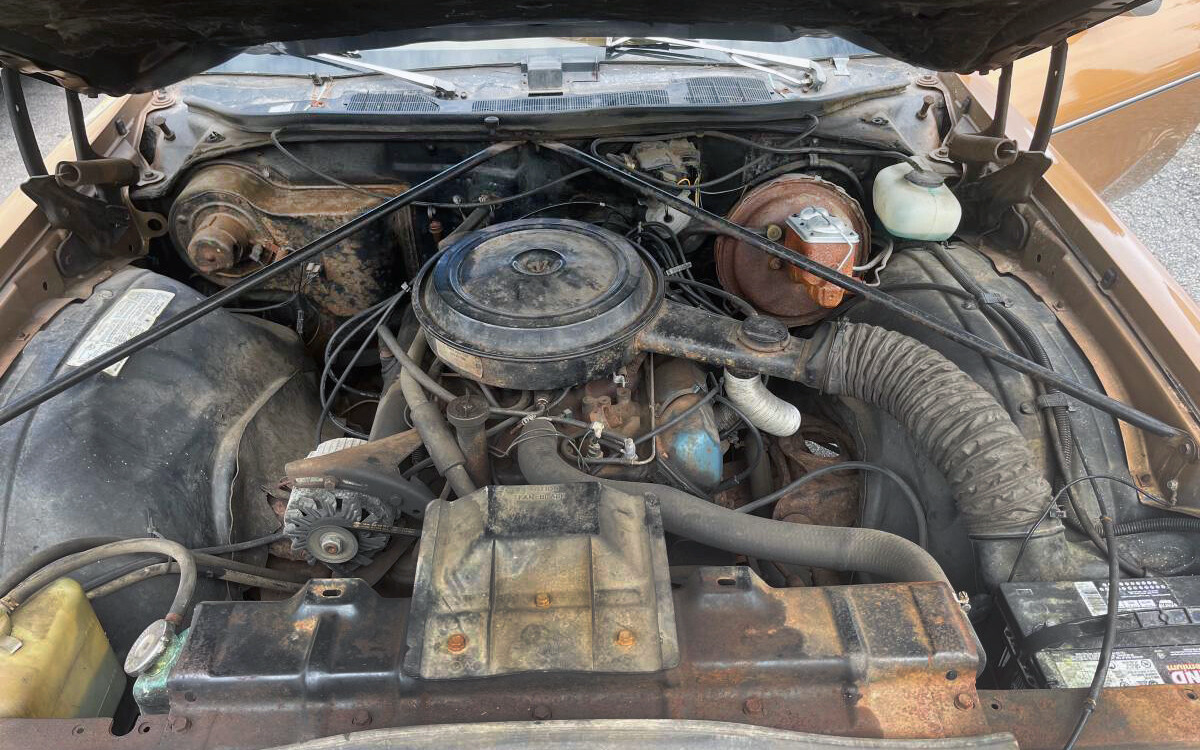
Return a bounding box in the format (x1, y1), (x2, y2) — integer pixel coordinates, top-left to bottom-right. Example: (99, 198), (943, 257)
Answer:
(1029, 41), (1068, 152)
(0, 141), (519, 429)
(541, 140), (1178, 439)
(984, 63), (1013, 139)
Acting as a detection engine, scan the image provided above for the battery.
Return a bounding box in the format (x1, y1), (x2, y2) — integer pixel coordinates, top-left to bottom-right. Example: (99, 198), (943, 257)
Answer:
(995, 576), (1200, 689)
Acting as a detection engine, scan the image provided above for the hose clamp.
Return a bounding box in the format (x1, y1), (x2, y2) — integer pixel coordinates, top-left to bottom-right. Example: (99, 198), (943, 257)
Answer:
(1035, 393), (1070, 410)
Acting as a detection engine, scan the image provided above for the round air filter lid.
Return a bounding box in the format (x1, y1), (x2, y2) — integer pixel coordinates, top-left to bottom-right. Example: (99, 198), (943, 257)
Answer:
(414, 219), (661, 367)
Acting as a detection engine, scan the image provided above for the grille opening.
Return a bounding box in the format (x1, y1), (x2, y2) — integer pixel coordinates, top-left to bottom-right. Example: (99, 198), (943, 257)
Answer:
(685, 76), (773, 104)
(344, 91), (440, 113)
(472, 90), (669, 113)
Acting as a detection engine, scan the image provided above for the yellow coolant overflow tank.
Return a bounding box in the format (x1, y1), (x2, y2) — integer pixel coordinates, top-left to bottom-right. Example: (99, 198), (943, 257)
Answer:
(0, 578), (124, 718)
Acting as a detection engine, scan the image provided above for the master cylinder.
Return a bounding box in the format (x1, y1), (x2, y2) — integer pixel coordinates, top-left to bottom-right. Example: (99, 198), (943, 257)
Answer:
(714, 173), (869, 325)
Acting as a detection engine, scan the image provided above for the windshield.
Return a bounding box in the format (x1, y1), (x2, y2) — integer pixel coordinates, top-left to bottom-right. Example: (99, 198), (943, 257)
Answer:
(208, 36), (874, 76)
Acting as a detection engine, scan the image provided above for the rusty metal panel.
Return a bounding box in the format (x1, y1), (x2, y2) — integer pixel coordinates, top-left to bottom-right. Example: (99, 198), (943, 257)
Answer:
(980, 686), (1200, 748)
(405, 484), (678, 678)
(4, 569), (987, 749)
(169, 164), (406, 316)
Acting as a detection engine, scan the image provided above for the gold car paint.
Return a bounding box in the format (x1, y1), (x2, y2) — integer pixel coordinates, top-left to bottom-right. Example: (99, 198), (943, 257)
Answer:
(1001, 0), (1200, 195)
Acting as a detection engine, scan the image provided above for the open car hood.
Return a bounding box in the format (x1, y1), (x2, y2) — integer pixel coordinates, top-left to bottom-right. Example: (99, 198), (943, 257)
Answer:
(0, 0), (1151, 94)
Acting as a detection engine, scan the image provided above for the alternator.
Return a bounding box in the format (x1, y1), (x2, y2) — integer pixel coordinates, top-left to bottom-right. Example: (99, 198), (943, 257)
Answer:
(282, 438), (394, 570)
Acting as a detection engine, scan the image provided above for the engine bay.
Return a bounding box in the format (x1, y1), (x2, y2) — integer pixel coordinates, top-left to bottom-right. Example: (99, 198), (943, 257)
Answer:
(2, 69), (1199, 748)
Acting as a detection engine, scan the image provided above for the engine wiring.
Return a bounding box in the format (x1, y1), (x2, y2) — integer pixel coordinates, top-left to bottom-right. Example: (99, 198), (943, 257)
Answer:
(736, 460), (929, 550)
(315, 288), (409, 446)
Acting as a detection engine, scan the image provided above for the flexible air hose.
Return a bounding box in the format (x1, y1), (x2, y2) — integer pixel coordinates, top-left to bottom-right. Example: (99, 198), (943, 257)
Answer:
(817, 321), (1054, 537)
(516, 419), (949, 584)
(723, 369), (802, 436)
(924, 244), (1149, 575)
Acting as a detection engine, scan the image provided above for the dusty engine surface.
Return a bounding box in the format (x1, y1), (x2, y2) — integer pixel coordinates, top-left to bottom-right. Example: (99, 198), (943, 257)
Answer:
(413, 219), (663, 389)
(4, 109), (1198, 750)
(140, 560), (980, 744)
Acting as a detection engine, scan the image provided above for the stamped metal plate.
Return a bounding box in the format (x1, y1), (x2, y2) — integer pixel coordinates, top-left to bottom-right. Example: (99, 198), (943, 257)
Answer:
(404, 483), (678, 679)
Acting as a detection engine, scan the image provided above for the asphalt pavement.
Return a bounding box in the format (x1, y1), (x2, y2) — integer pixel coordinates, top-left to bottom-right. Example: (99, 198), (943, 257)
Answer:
(0, 78), (1196, 301)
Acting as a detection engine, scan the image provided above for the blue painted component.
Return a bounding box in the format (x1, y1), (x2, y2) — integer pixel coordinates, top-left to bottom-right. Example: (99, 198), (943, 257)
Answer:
(653, 358), (724, 490)
(670, 429), (723, 488)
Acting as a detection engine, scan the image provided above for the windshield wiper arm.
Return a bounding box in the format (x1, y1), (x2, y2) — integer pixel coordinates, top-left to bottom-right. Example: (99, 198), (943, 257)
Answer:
(609, 37), (827, 90)
(309, 53), (466, 99)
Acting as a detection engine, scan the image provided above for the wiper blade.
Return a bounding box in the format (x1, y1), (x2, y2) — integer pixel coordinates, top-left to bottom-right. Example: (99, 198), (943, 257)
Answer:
(309, 53), (466, 99)
(607, 37), (827, 90)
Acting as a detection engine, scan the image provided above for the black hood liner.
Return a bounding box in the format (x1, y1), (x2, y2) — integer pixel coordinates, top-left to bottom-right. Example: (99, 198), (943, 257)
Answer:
(0, 0), (1149, 94)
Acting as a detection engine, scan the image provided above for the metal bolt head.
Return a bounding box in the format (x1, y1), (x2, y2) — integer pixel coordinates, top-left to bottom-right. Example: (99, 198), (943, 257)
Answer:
(954, 692), (977, 710)
(1019, 402), (1036, 415)
(615, 629), (635, 647)
(742, 696), (764, 715)
(167, 716), (190, 733)
(350, 709), (371, 727)
(306, 525), (357, 565)
(531, 704), (552, 720)
(447, 632), (468, 653)
(916, 94), (936, 119)
(765, 224), (784, 242)
(767, 257), (783, 270)
(320, 532), (343, 557)
(534, 592), (551, 609)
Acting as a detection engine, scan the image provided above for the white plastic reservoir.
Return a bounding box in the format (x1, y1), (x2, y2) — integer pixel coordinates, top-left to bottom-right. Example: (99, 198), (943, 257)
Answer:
(872, 162), (961, 241)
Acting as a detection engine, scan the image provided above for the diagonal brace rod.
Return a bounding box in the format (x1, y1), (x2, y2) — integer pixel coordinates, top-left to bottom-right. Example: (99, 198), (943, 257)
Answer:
(542, 141), (1179, 439)
(0, 141), (520, 428)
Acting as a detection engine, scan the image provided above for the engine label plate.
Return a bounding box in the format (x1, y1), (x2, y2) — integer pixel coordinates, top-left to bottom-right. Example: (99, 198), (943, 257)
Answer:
(66, 288), (175, 376)
(431, 338), (484, 379)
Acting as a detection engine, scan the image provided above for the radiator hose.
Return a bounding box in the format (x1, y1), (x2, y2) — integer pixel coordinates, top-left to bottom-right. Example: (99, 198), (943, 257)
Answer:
(516, 419), (949, 585)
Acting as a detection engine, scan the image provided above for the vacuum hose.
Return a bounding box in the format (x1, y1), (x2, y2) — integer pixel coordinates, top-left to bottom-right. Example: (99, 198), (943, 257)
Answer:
(516, 419), (948, 585)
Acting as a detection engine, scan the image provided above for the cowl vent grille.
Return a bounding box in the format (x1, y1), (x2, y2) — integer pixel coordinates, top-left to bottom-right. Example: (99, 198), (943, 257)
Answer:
(471, 90), (669, 113)
(344, 91), (440, 112)
(685, 76), (773, 104)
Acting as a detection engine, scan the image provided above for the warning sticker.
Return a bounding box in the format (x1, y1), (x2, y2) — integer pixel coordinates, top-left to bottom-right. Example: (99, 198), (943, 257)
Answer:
(1164, 646), (1200, 685)
(65, 289), (175, 376)
(1074, 579), (1178, 616)
(1039, 650), (1165, 688)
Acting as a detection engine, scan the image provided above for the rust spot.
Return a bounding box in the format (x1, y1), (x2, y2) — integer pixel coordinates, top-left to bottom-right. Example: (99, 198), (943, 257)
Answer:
(534, 593), (551, 609)
(446, 633), (468, 653)
(715, 174), (870, 325)
(615, 629), (636, 648)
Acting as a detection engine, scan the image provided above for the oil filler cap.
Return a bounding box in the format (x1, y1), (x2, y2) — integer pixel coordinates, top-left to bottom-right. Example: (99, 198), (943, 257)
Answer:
(739, 315), (789, 351)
